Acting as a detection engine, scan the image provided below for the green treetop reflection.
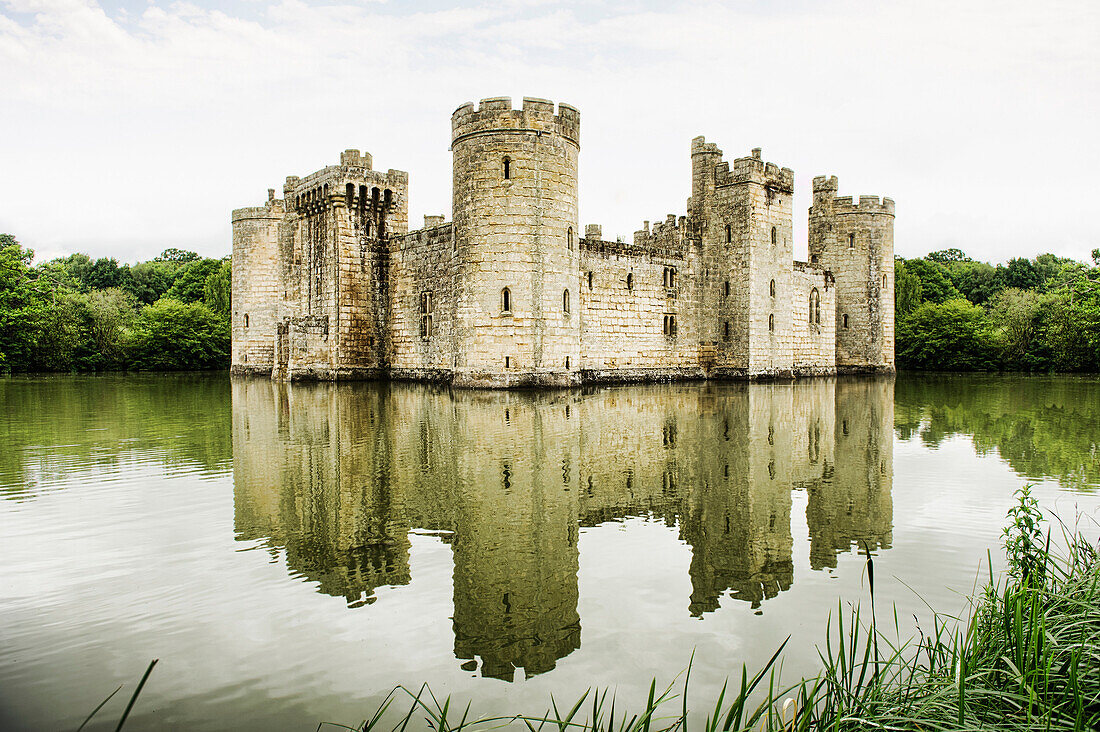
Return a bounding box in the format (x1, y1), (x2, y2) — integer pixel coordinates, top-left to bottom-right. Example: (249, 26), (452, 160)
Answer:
(231, 377), (896, 680)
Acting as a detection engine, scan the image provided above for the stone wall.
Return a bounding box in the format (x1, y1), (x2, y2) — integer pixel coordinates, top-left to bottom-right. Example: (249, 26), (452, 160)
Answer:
(791, 262), (837, 375)
(389, 222), (459, 379)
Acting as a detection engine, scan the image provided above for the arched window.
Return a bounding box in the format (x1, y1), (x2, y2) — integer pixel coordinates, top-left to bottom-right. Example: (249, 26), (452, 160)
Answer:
(502, 288), (511, 313)
(567, 227), (574, 250)
(848, 233), (855, 248)
(346, 183), (355, 205)
(244, 313), (249, 328)
(810, 288), (821, 325)
(626, 272), (634, 291)
(662, 268), (668, 288)
(365, 220), (371, 237)
(563, 289), (570, 314)
(723, 320), (730, 341)
(769, 279), (776, 297)
(503, 156), (511, 180)
(663, 315), (669, 335)
(725, 224), (732, 243)
(843, 314), (849, 329)
(771, 226), (777, 245)
(668, 268), (676, 288)
(669, 315), (677, 336)
(565, 356), (570, 369)
(768, 314), (775, 331)
(723, 280), (730, 297)
(882, 274), (888, 289)
(587, 271), (593, 290)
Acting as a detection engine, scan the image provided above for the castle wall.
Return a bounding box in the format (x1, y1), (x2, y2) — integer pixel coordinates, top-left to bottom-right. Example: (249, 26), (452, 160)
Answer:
(231, 197), (284, 374)
(577, 231), (703, 381)
(791, 263), (837, 375)
(389, 222), (459, 379)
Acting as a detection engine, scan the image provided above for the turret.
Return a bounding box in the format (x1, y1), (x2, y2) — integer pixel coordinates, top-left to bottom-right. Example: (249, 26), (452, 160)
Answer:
(450, 97), (582, 387)
(231, 195), (285, 375)
(808, 177), (895, 372)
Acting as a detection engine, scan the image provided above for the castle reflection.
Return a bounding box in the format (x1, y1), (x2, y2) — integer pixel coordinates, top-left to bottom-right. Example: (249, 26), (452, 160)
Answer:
(232, 377), (894, 680)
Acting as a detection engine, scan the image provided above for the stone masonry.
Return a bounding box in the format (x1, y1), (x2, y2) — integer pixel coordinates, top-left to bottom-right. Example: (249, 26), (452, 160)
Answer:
(231, 97), (895, 386)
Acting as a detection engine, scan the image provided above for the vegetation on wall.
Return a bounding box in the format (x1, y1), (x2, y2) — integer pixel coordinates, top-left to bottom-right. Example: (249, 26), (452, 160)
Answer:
(895, 249), (1100, 372)
(0, 233), (229, 372)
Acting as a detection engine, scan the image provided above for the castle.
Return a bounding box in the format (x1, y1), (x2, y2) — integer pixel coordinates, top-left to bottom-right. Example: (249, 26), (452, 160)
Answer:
(231, 96), (895, 387)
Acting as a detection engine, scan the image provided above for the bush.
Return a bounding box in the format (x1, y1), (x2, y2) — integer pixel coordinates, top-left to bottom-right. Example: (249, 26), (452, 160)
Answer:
(897, 299), (996, 371)
(125, 298), (229, 370)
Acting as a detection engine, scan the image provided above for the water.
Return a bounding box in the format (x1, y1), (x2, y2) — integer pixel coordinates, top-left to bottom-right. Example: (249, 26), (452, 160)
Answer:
(1, 374), (1098, 730)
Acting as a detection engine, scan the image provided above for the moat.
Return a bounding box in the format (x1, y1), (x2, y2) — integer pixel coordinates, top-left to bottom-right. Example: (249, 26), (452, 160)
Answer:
(1, 374), (1098, 730)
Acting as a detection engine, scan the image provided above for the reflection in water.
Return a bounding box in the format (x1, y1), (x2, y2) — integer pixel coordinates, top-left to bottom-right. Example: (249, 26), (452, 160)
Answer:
(232, 377), (895, 679)
(895, 376), (1100, 490)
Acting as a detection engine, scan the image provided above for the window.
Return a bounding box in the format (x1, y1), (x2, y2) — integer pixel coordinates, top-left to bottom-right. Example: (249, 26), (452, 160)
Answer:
(365, 220), (371, 237)
(843, 314), (849, 329)
(501, 287), (511, 313)
(663, 315), (677, 336)
(420, 291), (433, 337)
(723, 280), (730, 297)
(563, 289), (570, 315)
(626, 272), (634, 290)
(503, 157), (511, 180)
(768, 314), (775, 331)
(568, 227), (574, 250)
(662, 268), (668, 287)
(883, 274), (888, 289)
(723, 320), (730, 341)
(668, 267), (676, 288)
(505, 356), (511, 368)
(810, 288), (821, 325)
(725, 224), (732, 243)
(769, 279), (776, 297)
(346, 183), (355, 205)
(587, 271), (593, 290)
(848, 233), (855, 248)
(771, 226), (777, 245)
(565, 356), (571, 369)
(244, 313), (249, 328)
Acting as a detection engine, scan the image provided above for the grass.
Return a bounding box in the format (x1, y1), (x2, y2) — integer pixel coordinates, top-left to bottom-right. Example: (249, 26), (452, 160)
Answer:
(318, 487), (1100, 731)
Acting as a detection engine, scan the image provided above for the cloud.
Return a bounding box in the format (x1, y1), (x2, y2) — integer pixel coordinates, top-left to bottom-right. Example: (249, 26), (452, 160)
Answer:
(0, 0), (1097, 264)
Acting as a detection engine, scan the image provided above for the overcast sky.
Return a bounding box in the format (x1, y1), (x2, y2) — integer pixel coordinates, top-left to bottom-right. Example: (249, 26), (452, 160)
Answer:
(1, 0), (1097, 265)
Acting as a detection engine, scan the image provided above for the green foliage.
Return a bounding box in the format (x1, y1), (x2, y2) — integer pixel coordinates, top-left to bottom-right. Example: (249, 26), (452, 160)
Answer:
(896, 299), (995, 371)
(164, 258), (222, 304)
(907, 258), (963, 303)
(154, 248), (200, 263)
(893, 259), (922, 317)
(0, 233), (229, 372)
(203, 259), (231, 316)
(124, 298), (229, 370)
(926, 248), (972, 263)
(999, 256), (1041, 291)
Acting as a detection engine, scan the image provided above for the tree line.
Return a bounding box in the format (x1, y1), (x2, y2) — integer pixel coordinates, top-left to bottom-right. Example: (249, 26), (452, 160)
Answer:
(894, 248), (1100, 372)
(1, 234), (229, 372)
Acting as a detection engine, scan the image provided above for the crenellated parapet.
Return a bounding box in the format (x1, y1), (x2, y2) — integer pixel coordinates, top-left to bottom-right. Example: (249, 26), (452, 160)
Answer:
(451, 96), (580, 148)
(715, 148), (794, 193)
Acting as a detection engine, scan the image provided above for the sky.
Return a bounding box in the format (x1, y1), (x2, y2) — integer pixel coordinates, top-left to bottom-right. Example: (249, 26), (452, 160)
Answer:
(1, 0), (1097, 265)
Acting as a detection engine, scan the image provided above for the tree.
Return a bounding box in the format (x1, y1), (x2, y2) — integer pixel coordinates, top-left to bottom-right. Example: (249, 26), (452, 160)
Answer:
(84, 288), (138, 368)
(894, 258), (923, 317)
(119, 260), (179, 304)
(164, 258), (223, 303)
(926, 248), (972, 263)
(998, 257), (1040, 291)
(203, 259), (231, 317)
(904, 259), (963, 303)
(125, 298), (229, 370)
(896, 299), (995, 371)
(0, 235), (48, 371)
(154, 248), (200, 263)
(1092, 248), (1099, 266)
(987, 288), (1042, 369)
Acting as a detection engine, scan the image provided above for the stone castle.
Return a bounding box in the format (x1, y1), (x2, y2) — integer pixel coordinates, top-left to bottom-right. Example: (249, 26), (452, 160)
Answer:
(232, 96), (895, 387)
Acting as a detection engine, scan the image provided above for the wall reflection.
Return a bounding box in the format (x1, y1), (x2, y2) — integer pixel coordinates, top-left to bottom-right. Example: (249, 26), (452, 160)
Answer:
(232, 377), (895, 679)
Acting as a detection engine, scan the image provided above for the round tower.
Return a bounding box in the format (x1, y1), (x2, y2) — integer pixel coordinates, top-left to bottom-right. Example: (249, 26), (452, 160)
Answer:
(231, 192), (285, 375)
(450, 96), (582, 387)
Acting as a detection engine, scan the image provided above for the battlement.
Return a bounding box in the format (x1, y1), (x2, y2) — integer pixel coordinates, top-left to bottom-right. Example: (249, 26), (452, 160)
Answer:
(451, 96), (580, 147)
(340, 149), (373, 169)
(812, 175), (839, 193)
(691, 136), (722, 157)
(833, 194), (895, 215)
(585, 224), (602, 239)
(712, 148), (793, 192)
(231, 197), (285, 223)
